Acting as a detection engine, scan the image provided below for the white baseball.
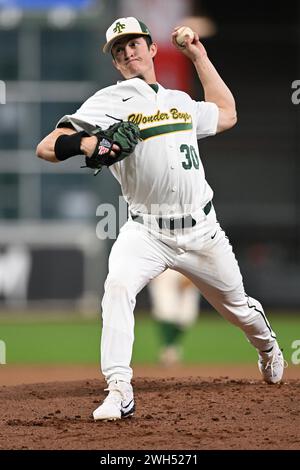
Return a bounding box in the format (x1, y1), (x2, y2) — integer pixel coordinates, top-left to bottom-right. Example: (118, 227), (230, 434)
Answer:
(175, 26), (194, 47)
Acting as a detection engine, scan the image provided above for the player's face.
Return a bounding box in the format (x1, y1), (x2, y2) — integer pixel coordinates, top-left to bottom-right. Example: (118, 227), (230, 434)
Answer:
(112, 36), (157, 82)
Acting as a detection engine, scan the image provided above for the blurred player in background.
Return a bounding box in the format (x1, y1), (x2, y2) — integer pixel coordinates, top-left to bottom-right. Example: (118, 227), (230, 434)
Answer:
(149, 269), (200, 366)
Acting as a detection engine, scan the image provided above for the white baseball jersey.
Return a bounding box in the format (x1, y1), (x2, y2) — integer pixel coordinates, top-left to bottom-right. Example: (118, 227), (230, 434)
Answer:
(57, 77), (218, 216)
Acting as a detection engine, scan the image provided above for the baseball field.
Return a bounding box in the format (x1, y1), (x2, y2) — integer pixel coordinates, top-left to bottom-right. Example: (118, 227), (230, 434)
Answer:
(0, 311), (299, 364)
(0, 312), (299, 450)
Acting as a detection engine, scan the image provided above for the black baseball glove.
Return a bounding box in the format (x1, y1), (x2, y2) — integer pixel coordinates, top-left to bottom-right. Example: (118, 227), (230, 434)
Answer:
(84, 121), (141, 175)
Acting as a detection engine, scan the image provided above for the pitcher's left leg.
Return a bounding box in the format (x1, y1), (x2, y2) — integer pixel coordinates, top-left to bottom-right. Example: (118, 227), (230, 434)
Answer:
(175, 230), (285, 383)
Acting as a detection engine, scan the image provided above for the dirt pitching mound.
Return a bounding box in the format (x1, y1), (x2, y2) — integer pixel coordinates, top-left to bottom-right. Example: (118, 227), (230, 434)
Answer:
(1, 375), (299, 450)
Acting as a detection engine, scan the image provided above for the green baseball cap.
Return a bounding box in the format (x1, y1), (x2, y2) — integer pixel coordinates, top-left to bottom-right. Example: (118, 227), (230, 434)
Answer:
(103, 17), (152, 53)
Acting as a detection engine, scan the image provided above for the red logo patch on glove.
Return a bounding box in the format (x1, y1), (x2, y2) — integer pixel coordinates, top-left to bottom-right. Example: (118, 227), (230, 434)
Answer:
(98, 138), (112, 155)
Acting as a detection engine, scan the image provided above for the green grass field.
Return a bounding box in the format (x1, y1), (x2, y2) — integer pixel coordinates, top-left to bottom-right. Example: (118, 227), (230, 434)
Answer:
(0, 312), (299, 365)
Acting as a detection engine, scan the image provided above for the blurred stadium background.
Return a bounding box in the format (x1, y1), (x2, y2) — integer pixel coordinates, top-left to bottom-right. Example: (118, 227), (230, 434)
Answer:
(0, 0), (299, 374)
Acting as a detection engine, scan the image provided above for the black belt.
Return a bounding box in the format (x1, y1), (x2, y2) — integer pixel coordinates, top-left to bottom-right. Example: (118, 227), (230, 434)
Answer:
(131, 200), (212, 231)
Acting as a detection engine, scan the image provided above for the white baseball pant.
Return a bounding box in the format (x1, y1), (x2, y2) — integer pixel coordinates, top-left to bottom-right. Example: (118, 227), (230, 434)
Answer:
(101, 206), (276, 384)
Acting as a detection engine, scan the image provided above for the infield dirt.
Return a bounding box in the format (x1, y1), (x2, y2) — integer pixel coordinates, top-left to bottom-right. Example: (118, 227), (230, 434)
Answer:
(0, 365), (299, 450)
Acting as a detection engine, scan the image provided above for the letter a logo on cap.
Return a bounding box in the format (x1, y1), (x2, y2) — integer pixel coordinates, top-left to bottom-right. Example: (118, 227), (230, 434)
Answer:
(103, 17), (152, 53)
(113, 22), (126, 34)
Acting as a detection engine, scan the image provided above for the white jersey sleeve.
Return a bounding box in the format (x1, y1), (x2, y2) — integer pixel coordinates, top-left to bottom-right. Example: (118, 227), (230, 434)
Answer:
(193, 100), (219, 139)
(56, 89), (113, 131)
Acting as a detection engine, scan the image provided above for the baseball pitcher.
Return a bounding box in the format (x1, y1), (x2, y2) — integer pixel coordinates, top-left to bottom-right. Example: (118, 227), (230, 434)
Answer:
(36, 17), (286, 421)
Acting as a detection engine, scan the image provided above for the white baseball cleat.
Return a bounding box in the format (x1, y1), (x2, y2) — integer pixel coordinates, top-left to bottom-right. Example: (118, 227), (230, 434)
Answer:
(93, 380), (135, 421)
(258, 341), (286, 384)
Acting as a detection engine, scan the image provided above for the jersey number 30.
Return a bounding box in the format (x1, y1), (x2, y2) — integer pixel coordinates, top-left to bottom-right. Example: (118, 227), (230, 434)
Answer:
(180, 144), (200, 170)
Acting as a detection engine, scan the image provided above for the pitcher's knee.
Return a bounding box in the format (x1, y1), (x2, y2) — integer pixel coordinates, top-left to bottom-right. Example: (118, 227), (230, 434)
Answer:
(104, 276), (136, 299)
